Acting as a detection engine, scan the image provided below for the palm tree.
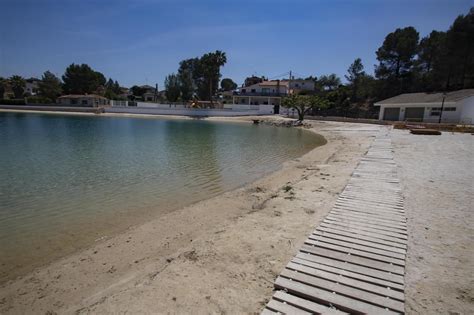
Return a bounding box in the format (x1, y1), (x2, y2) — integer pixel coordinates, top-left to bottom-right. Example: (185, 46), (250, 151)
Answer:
(9, 75), (26, 99)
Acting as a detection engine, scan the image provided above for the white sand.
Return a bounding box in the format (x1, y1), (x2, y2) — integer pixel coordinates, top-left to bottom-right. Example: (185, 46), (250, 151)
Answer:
(392, 129), (474, 314)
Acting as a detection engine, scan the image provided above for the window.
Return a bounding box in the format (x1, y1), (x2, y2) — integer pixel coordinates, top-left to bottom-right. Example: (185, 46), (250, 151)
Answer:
(241, 89), (246, 93)
(71, 99), (77, 105)
(444, 107), (456, 111)
(430, 111), (440, 116)
(251, 89), (256, 93)
(82, 100), (88, 105)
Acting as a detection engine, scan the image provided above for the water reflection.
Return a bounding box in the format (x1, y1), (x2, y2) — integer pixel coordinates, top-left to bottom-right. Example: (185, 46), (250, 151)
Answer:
(0, 113), (324, 282)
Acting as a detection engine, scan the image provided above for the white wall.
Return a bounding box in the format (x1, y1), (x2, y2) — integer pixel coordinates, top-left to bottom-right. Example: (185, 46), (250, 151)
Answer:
(377, 102), (464, 123)
(459, 96), (474, 124)
(106, 106), (259, 116)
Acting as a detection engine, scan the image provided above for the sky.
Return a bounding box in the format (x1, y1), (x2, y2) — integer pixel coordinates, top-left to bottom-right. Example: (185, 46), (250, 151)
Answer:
(0, 0), (472, 88)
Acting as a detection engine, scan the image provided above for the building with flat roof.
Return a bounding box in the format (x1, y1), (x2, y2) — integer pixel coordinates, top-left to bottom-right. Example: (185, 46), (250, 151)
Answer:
(374, 89), (474, 124)
(57, 94), (109, 107)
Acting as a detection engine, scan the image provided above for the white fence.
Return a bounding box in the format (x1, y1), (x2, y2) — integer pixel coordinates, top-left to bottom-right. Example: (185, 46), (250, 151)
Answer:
(109, 100), (275, 116)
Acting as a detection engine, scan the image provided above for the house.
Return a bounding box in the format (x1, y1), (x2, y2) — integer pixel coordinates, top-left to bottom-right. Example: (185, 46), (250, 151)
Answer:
(232, 79), (315, 106)
(141, 84), (159, 102)
(24, 78), (40, 96)
(374, 89), (474, 124)
(57, 94), (109, 107)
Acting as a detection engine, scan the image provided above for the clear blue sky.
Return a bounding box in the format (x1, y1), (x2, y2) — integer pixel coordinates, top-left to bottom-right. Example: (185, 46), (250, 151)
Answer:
(1, 0), (472, 88)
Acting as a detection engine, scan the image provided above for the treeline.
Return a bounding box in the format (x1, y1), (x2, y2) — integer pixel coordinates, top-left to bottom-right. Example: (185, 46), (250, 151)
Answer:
(0, 64), (123, 103)
(164, 50), (227, 102)
(305, 8), (473, 117)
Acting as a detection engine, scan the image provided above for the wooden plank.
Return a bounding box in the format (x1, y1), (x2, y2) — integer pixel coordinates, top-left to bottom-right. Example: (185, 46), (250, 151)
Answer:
(261, 308), (278, 315)
(332, 207), (407, 224)
(292, 257), (404, 291)
(309, 233), (406, 260)
(266, 299), (312, 315)
(273, 291), (349, 315)
(321, 220), (407, 240)
(329, 210), (407, 227)
(333, 205), (406, 221)
(286, 262), (405, 301)
(336, 198), (404, 210)
(280, 269), (405, 313)
(338, 196), (404, 206)
(305, 238), (405, 266)
(320, 222), (408, 244)
(336, 199), (405, 212)
(300, 244), (405, 275)
(312, 231), (406, 255)
(327, 213), (407, 231)
(295, 252), (404, 285)
(275, 277), (399, 315)
(316, 227), (407, 250)
(324, 217), (407, 235)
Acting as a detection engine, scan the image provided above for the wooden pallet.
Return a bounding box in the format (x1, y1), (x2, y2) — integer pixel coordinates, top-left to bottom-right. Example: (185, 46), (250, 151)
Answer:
(262, 133), (407, 314)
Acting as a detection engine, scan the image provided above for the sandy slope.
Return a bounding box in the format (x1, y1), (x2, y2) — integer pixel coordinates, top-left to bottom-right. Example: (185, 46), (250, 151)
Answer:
(0, 120), (380, 314)
(392, 129), (474, 314)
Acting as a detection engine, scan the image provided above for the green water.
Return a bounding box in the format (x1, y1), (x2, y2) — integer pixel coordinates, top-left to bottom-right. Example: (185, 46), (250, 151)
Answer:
(0, 112), (325, 281)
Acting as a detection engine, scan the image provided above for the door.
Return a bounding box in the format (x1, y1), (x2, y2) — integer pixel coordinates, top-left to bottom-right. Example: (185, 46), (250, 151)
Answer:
(383, 107), (400, 121)
(404, 107), (425, 122)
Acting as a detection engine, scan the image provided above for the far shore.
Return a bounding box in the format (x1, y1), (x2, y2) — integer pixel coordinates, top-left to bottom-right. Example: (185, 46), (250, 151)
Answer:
(0, 117), (471, 314)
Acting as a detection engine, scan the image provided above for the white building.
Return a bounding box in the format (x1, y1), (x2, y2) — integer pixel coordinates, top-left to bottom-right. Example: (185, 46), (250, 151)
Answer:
(232, 79), (315, 106)
(57, 94), (109, 107)
(374, 89), (474, 124)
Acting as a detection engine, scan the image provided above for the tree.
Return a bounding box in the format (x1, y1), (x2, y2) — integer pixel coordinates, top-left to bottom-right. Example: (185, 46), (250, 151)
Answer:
(375, 26), (419, 95)
(62, 63), (106, 94)
(282, 94), (330, 121)
(130, 85), (147, 98)
(345, 58), (366, 101)
(199, 50), (227, 101)
(317, 74), (341, 91)
(0, 77), (6, 98)
(416, 31), (447, 91)
(443, 8), (474, 90)
(220, 78), (237, 91)
(9, 75), (26, 98)
(244, 75), (265, 87)
(177, 58), (198, 101)
(38, 71), (62, 101)
(164, 73), (180, 102)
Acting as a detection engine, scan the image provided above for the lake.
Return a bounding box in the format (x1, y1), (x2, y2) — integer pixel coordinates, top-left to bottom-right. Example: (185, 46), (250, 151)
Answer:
(0, 112), (325, 282)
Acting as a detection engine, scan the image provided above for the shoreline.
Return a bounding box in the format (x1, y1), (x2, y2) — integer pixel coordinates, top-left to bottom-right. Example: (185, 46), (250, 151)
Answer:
(0, 112), (319, 283)
(0, 119), (383, 314)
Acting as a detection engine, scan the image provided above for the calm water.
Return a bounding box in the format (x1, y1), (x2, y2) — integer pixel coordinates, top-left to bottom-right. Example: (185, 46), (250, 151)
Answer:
(0, 112), (324, 281)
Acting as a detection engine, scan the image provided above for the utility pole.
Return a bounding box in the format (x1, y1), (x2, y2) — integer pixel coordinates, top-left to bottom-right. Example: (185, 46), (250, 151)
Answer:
(438, 92), (447, 123)
(289, 70), (292, 95)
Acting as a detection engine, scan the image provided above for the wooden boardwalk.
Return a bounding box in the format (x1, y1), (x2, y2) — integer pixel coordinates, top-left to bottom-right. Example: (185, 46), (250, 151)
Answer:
(262, 133), (407, 314)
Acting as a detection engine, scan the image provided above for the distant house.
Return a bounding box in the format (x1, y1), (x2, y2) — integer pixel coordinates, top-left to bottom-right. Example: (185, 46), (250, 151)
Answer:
(232, 79), (315, 106)
(24, 78), (40, 96)
(374, 89), (474, 124)
(57, 94), (109, 107)
(140, 84), (159, 102)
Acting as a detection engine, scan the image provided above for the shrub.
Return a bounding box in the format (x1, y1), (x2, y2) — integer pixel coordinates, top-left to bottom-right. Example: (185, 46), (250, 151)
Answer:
(0, 99), (26, 105)
(27, 96), (53, 104)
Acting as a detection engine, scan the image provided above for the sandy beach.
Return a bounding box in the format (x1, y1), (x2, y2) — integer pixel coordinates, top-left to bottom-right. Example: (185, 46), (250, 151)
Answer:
(0, 117), (472, 314)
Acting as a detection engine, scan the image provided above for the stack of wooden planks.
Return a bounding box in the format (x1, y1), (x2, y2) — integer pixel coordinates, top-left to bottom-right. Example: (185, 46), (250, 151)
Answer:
(262, 133), (407, 314)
